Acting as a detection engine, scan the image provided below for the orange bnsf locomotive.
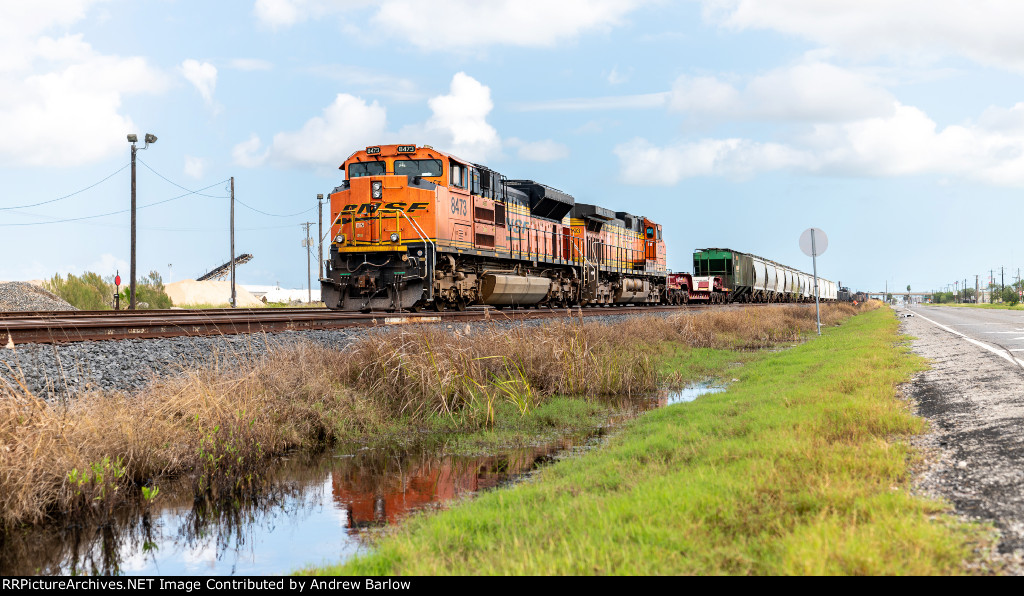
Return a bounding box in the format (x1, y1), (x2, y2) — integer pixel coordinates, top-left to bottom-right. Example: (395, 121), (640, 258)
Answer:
(321, 144), (667, 311)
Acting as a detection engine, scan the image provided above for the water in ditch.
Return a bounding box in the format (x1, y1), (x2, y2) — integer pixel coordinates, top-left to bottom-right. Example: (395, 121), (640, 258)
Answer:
(0, 382), (726, 576)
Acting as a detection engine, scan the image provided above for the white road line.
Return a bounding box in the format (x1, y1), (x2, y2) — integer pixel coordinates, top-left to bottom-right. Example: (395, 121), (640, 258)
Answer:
(912, 311), (1024, 368)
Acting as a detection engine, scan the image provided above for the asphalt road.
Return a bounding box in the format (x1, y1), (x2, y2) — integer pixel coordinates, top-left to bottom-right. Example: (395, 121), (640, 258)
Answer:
(909, 305), (1024, 368)
(900, 305), (1024, 571)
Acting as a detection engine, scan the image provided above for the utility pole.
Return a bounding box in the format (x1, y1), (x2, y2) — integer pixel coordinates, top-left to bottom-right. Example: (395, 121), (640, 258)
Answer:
(1002, 267), (1005, 302)
(991, 269), (995, 303)
(976, 275), (979, 303)
(302, 222), (314, 304)
(317, 194), (324, 280)
(230, 177), (236, 308)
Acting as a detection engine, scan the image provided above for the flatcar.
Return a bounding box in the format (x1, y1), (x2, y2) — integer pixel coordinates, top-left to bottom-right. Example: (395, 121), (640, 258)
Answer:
(321, 144), (667, 311)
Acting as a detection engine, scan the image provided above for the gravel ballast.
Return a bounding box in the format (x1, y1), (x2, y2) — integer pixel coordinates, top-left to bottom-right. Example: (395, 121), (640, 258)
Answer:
(0, 312), (667, 401)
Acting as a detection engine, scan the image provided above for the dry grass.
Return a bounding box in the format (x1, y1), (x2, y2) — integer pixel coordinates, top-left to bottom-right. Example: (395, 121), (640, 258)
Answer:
(0, 302), (867, 529)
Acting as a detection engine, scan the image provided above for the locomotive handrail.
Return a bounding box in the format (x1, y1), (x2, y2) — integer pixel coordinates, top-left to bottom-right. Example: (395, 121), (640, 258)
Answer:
(380, 208), (437, 301)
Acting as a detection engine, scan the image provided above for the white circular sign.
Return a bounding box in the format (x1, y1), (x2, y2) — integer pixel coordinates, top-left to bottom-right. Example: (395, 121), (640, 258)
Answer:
(799, 228), (828, 257)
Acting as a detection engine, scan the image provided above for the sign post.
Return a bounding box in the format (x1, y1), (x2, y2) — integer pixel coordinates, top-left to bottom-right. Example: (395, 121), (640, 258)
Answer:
(799, 228), (829, 336)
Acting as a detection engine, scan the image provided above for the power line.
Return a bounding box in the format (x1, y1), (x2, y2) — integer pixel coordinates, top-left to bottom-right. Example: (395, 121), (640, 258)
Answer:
(235, 198), (316, 218)
(0, 179), (230, 227)
(0, 163), (130, 211)
(136, 158), (226, 198)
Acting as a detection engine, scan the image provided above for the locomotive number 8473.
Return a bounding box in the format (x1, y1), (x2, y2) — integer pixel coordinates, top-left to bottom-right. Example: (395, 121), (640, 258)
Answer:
(321, 144), (669, 312)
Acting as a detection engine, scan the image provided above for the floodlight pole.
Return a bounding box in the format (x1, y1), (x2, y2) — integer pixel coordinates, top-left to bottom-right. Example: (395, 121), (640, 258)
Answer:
(811, 229), (821, 336)
(127, 133), (156, 311)
(130, 142), (137, 310)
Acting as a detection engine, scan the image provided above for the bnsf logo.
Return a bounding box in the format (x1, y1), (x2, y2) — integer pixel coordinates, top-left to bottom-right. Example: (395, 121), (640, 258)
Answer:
(341, 202), (429, 215)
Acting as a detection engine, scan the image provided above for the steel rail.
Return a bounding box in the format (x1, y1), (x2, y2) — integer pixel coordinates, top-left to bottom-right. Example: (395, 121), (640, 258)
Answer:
(0, 302), (787, 346)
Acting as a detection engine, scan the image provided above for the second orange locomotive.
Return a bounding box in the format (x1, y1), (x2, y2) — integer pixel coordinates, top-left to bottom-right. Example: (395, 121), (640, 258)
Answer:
(322, 144), (667, 311)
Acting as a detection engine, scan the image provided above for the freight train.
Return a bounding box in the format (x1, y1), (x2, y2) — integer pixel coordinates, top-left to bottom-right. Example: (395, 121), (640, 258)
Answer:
(320, 144), (835, 312)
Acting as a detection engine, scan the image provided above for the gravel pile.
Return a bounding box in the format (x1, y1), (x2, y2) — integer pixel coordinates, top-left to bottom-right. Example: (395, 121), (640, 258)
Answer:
(0, 311), (670, 401)
(0, 282), (76, 312)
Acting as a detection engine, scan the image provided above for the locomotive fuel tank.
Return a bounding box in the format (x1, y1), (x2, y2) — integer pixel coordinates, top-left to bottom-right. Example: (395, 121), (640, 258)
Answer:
(615, 277), (653, 303)
(479, 274), (552, 306)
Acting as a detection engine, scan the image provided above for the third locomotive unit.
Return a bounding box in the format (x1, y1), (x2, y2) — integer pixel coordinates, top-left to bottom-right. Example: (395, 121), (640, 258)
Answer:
(320, 144), (836, 312)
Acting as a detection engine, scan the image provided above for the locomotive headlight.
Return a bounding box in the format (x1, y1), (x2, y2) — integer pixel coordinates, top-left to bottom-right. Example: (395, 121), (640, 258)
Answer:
(334, 234), (345, 243)
(390, 232), (400, 242)
(371, 181), (383, 199)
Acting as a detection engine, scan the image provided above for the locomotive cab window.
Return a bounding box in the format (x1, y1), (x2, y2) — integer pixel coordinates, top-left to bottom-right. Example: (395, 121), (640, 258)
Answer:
(646, 226), (655, 239)
(450, 163), (467, 189)
(348, 161), (386, 178)
(394, 159), (443, 178)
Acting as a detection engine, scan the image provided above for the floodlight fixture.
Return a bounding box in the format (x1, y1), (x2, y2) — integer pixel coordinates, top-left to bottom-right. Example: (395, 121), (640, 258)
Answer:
(144, 133), (157, 145)
(127, 134), (138, 143)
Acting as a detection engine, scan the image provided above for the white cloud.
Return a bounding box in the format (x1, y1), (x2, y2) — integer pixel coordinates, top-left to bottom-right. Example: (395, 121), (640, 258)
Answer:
(184, 155), (206, 179)
(616, 137), (809, 185)
(304, 64), (419, 101)
(506, 138), (570, 162)
(228, 58), (273, 71)
(669, 62), (895, 122)
(253, 0), (305, 27)
(617, 102), (1024, 187)
(270, 93), (387, 168)
(515, 92), (670, 112)
(668, 75), (741, 115)
(698, 0), (1024, 71)
(234, 95), (386, 170)
(180, 59), (217, 105)
(0, 2), (168, 167)
(232, 133), (270, 168)
(606, 66), (631, 85)
(253, 0), (650, 51)
(233, 73), (511, 169)
(412, 72), (500, 162)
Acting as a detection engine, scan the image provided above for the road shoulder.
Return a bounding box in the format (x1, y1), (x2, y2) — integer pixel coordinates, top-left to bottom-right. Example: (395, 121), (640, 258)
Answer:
(902, 310), (1024, 574)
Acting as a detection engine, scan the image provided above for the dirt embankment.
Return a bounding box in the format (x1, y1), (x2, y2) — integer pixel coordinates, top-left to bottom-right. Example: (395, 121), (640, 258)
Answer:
(164, 280), (263, 307)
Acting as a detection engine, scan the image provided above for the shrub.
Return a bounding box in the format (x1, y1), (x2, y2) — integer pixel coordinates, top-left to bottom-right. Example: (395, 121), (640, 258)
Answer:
(44, 272), (114, 310)
(1001, 287), (1020, 306)
(117, 271), (172, 309)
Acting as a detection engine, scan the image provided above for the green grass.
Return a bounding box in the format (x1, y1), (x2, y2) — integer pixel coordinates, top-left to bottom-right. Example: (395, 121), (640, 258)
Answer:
(401, 347), (744, 456)
(924, 303), (1023, 311)
(304, 308), (985, 576)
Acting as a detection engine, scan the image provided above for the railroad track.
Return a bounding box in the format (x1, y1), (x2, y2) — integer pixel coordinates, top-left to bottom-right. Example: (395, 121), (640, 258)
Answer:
(0, 303), (778, 346)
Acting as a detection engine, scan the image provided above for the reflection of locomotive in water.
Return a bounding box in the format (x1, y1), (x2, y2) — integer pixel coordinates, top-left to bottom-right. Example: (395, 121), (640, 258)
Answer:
(320, 144), (838, 311)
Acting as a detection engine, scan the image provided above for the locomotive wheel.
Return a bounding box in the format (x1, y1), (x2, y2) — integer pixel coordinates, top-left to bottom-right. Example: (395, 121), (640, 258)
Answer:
(454, 299), (468, 311)
(430, 300), (446, 312)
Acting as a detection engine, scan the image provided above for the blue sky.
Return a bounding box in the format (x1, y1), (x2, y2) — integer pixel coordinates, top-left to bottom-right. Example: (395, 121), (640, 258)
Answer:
(2, 0), (1023, 293)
